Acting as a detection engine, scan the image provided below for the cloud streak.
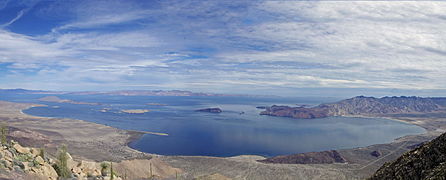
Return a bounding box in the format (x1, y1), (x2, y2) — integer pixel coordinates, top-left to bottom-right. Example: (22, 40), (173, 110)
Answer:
(1, 8), (27, 28)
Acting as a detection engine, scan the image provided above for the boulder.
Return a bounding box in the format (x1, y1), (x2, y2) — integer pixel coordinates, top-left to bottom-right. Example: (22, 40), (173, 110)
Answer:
(41, 163), (58, 179)
(31, 166), (42, 174)
(3, 151), (12, 162)
(79, 160), (100, 176)
(0, 159), (11, 168)
(13, 143), (30, 154)
(30, 148), (40, 157)
(12, 160), (24, 169)
(35, 156), (45, 165)
(66, 152), (77, 169)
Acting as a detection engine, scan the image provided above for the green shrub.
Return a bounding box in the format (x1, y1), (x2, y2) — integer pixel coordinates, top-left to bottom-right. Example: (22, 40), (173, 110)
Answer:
(110, 162), (114, 180)
(15, 154), (32, 162)
(0, 123), (8, 145)
(39, 148), (45, 159)
(54, 145), (71, 178)
(100, 162), (109, 176)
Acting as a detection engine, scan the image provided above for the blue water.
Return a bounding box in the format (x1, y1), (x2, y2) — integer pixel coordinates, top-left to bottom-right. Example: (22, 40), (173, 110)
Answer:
(0, 93), (425, 157)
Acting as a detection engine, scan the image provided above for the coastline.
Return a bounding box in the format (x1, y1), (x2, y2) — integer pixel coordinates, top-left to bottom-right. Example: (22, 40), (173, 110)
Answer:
(20, 102), (433, 156)
(20, 103), (430, 159)
(2, 100), (444, 179)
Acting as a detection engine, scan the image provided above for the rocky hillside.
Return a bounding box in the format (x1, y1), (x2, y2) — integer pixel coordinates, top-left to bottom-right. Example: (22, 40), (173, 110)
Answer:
(261, 96), (445, 119)
(326, 96), (441, 116)
(0, 140), (122, 180)
(369, 132), (446, 179)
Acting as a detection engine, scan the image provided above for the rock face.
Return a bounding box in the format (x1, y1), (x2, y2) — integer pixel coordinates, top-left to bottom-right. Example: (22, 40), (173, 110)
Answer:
(261, 96), (444, 119)
(369, 132), (446, 180)
(258, 150), (346, 164)
(0, 140), (123, 180)
(196, 108), (223, 113)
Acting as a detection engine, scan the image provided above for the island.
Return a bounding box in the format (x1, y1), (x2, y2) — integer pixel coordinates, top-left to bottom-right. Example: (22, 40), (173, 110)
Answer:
(121, 109), (150, 114)
(38, 96), (101, 105)
(195, 108), (222, 113)
(146, 103), (167, 106)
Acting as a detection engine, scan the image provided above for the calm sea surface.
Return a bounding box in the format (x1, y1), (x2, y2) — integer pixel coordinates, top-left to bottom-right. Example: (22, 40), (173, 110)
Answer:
(1, 93), (426, 157)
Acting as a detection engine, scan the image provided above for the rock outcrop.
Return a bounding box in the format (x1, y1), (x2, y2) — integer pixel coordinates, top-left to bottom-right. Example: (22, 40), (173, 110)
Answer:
(261, 96), (445, 119)
(369, 132), (446, 180)
(0, 140), (122, 180)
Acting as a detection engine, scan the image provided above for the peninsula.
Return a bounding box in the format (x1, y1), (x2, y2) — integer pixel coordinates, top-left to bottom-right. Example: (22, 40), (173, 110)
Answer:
(260, 96), (446, 119)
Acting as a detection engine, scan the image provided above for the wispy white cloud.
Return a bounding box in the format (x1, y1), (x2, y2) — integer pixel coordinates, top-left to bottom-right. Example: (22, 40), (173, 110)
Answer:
(0, 8), (27, 28)
(0, 1), (446, 96)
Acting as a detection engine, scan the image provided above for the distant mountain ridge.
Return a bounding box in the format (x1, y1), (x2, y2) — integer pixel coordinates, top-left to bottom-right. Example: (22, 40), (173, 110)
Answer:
(0, 88), (270, 97)
(261, 96), (446, 119)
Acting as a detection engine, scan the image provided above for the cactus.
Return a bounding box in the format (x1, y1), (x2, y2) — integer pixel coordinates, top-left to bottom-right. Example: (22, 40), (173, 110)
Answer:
(110, 162), (114, 180)
(39, 148), (45, 159)
(54, 144), (71, 178)
(0, 123), (8, 145)
(100, 162), (109, 176)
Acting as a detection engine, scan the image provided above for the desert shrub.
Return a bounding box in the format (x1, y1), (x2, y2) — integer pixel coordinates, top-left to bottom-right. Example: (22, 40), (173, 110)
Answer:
(15, 154), (32, 162)
(100, 162), (109, 176)
(0, 123), (8, 145)
(54, 145), (71, 178)
(110, 162), (114, 180)
(39, 148), (45, 159)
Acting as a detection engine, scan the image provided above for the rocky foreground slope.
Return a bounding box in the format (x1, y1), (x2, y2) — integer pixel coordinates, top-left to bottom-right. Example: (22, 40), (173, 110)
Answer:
(369, 132), (446, 179)
(261, 96), (446, 119)
(0, 139), (122, 180)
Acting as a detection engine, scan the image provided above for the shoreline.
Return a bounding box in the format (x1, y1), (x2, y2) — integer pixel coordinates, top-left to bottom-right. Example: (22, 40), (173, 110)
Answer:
(3, 100), (445, 179)
(20, 102), (433, 159)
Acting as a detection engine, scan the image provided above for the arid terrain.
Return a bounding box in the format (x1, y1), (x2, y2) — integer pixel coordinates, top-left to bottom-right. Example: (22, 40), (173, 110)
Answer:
(0, 100), (444, 179)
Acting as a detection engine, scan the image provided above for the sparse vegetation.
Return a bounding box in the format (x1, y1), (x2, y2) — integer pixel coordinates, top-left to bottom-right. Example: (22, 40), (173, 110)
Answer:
(39, 148), (45, 159)
(0, 123), (8, 145)
(54, 144), (71, 178)
(149, 162), (154, 179)
(100, 162), (109, 176)
(110, 162), (114, 180)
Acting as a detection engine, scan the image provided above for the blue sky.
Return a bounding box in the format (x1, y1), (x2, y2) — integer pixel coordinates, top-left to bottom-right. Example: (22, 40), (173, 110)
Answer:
(0, 0), (446, 97)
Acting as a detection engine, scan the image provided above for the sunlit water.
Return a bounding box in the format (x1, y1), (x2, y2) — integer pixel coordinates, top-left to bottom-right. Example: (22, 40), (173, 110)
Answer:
(1, 94), (425, 157)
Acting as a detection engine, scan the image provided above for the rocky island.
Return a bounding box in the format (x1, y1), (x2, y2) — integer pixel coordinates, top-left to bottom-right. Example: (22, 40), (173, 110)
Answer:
(196, 108), (223, 113)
